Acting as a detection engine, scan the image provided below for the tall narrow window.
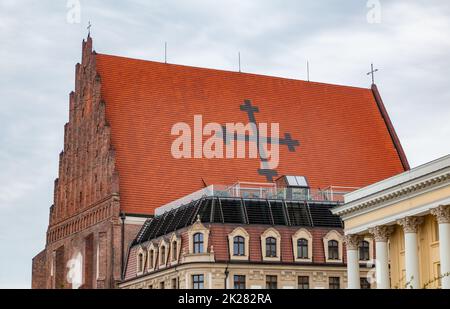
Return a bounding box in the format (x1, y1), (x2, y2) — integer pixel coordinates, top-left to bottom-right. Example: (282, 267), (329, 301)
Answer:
(266, 275), (277, 289)
(359, 241), (370, 261)
(172, 241), (178, 261)
(297, 238), (309, 259)
(233, 236), (245, 256)
(192, 274), (204, 289)
(266, 237), (277, 257)
(328, 240), (339, 260)
(137, 253), (144, 273)
(160, 246), (166, 265)
(193, 233), (204, 254)
(149, 250), (154, 269)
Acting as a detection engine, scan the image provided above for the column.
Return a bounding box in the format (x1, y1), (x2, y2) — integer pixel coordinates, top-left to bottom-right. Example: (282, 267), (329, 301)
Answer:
(397, 216), (424, 289)
(431, 205), (450, 289)
(344, 235), (361, 289)
(369, 225), (394, 289)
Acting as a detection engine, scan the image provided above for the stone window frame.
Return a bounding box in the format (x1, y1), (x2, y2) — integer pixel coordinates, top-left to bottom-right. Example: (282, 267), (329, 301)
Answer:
(169, 233), (181, 264)
(323, 230), (344, 263)
(158, 239), (169, 268)
(261, 228), (281, 262)
(187, 219), (210, 255)
(147, 242), (157, 272)
(292, 228), (313, 262)
(228, 227), (250, 261)
(136, 246), (146, 276)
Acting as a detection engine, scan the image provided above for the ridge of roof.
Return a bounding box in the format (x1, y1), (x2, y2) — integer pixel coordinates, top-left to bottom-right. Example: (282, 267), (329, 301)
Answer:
(96, 52), (372, 91)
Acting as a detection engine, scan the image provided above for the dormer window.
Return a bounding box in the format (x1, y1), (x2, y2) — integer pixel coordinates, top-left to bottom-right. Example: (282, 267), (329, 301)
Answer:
(136, 248), (146, 275)
(328, 240), (339, 260)
(172, 241), (178, 261)
(149, 249), (154, 269)
(160, 246), (166, 265)
(266, 237), (277, 258)
(297, 238), (309, 259)
(138, 253), (144, 273)
(323, 230), (344, 263)
(233, 236), (245, 256)
(193, 233), (204, 254)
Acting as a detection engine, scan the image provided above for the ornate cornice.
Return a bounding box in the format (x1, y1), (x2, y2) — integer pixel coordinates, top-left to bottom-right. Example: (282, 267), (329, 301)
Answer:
(431, 205), (450, 224)
(344, 235), (361, 250)
(334, 172), (450, 218)
(368, 225), (395, 242)
(397, 216), (424, 234)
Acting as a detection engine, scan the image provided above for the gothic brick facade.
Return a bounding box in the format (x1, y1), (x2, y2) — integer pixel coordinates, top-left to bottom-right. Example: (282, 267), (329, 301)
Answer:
(31, 36), (146, 289)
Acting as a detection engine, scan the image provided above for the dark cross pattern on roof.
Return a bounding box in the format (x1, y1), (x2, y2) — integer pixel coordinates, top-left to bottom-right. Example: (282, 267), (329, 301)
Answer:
(220, 99), (300, 182)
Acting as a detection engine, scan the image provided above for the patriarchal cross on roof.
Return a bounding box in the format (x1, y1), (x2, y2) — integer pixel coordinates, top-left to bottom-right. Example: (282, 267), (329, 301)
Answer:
(221, 99), (300, 182)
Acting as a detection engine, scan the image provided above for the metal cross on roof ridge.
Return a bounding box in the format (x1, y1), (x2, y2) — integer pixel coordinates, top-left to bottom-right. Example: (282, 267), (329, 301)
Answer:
(87, 21), (92, 35)
(219, 99), (301, 182)
(367, 63), (379, 85)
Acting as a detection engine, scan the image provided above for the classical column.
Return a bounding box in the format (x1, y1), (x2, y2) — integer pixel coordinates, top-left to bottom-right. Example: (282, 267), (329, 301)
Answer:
(431, 205), (450, 289)
(369, 225), (394, 289)
(397, 216), (424, 289)
(344, 235), (361, 289)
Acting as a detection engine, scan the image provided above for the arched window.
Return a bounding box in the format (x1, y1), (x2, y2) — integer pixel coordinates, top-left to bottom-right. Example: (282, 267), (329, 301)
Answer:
(193, 233), (204, 254)
(359, 241), (370, 261)
(328, 240), (339, 260)
(137, 252), (144, 273)
(172, 241), (178, 261)
(160, 246), (166, 264)
(233, 236), (245, 256)
(149, 249), (154, 269)
(266, 237), (277, 257)
(297, 238), (309, 259)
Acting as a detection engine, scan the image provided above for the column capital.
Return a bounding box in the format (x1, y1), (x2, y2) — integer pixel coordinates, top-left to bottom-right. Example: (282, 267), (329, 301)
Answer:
(431, 205), (450, 224)
(397, 216), (424, 234)
(369, 225), (395, 242)
(344, 235), (361, 250)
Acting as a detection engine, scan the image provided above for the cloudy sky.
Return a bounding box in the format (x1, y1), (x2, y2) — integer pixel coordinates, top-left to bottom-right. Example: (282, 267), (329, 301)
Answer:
(1, 0), (449, 288)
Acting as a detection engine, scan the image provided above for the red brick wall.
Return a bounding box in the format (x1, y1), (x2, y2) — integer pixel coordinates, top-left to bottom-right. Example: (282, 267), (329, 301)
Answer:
(31, 250), (47, 289)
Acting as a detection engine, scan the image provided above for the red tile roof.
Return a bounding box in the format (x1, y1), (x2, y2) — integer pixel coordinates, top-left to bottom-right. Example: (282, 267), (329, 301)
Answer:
(95, 54), (407, 215)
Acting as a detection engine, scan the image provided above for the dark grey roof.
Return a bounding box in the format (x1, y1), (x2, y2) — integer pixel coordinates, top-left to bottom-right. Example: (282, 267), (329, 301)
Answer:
(133, 197), (343, 245)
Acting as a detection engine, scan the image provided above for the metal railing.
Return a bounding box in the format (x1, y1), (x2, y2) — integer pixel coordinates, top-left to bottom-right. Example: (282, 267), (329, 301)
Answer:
(155, 182), (359, 215)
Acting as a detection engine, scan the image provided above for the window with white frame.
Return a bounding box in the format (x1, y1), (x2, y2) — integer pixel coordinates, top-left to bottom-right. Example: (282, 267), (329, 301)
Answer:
(323, 230), (343, 263)
(292, 228), (313, 262)
(136, 247), (146, 275)
(193, 233), (204, 254)
(228, 227), (250, 261)
(261, 228), (281, 262)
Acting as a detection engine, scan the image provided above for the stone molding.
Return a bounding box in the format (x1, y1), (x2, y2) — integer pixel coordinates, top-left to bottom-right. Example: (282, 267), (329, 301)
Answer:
(368, 225), (395, 242)
(397, 216), (424, 234)
(343, 235), (361, 251)
(431, 205), (450, 224)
